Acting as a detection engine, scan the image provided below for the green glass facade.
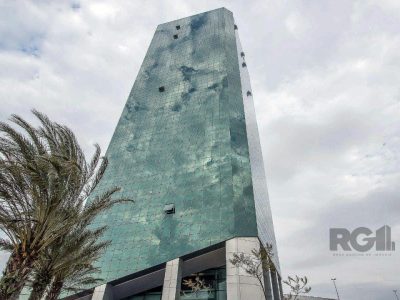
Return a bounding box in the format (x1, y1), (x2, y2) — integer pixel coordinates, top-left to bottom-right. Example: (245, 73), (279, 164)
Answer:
(88, 7), (279, 286)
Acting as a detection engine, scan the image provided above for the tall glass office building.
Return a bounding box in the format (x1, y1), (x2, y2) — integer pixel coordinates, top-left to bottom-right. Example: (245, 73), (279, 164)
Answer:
(68, 8), (282, 300)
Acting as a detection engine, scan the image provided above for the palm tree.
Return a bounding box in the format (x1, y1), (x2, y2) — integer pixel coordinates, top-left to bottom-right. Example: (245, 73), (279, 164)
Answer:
(0, 110), (130, 299)
(28, 226), (109, 300)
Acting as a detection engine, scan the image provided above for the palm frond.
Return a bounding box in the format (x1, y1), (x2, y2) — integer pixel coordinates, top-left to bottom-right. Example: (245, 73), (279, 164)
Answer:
(0, 110), (132, 299)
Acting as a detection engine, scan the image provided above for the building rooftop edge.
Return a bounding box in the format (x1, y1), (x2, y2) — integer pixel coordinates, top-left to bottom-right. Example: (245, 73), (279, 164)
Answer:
(156, 7), (233, 27)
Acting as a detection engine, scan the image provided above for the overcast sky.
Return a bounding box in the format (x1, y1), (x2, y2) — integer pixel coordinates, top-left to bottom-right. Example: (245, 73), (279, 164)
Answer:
(1, 1), (399, 299)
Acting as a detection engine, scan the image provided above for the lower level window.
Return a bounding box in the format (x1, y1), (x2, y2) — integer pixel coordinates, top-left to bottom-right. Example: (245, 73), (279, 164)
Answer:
(180, 266), (226, 300)
(122, 266), (227, 300)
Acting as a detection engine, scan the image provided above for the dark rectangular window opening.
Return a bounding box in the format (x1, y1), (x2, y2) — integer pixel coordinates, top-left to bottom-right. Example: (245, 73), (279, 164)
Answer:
(241, 52), (245, 57)
(173, 34), (178, 39)
(234, 24), (238, 30)
(159, 86), (165, 92)
(176, 25), (181, 30)
(164, 203), (175, 214)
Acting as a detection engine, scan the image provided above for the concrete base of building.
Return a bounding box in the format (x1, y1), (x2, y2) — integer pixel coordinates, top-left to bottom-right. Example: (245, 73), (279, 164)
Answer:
(226, 237), (266, 300)
(161, 258), (182, 300)
(65, 237), (281, 300)
(91, 284), (114, 300)
(226, 237), (282, 300)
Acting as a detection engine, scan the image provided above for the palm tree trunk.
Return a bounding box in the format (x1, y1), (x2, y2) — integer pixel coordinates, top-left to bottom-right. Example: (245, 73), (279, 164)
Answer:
(45, 280), (63, 300)
(28, 271), (52, 300)
(28, 284), (48, 300)
(0, 251), (34, 300)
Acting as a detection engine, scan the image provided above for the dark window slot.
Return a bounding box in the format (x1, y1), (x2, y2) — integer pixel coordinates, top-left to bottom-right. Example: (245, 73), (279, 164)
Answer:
(164, 204), (175, 214)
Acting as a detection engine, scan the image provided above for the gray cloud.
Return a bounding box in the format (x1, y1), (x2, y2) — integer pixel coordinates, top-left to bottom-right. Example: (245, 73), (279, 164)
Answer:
(0, 1), (399, 299)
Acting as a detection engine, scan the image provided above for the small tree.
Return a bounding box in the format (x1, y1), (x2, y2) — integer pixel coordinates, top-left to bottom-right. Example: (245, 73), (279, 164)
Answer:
(229, 243), (311, 300)
(182, 274), (212, 297)
(283, 275), (311, 300)
(230, 244), (274, 299)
